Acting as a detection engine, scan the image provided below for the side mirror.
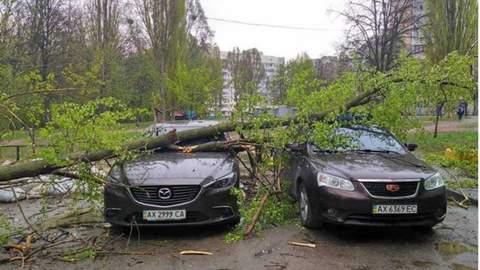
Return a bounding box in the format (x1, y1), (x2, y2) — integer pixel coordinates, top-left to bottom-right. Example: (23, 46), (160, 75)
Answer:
(286, 143), (303, 152)
(405, 143), (418, 152)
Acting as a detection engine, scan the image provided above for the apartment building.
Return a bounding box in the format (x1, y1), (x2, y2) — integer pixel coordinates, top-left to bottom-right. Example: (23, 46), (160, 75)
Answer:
(403, 0), (426, 58)
(220, 51), (284, 117)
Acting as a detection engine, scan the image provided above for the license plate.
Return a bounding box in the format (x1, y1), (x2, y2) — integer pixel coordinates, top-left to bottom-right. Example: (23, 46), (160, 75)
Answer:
(372, 204), (417, 214)
(143, 210), (186, 221)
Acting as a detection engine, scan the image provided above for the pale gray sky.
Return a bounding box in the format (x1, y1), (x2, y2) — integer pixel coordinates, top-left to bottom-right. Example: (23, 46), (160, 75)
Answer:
(200, 0), (349, 60)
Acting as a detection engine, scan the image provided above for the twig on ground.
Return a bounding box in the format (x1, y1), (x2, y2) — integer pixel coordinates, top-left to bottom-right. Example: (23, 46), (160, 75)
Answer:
(288, 241), (316, 248)
(180, 250), (213, 255)
(453, 198), (469, 209)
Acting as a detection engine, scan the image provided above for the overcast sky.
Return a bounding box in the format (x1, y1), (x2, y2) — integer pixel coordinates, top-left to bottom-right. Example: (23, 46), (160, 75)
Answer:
(199, 0), (349, 60)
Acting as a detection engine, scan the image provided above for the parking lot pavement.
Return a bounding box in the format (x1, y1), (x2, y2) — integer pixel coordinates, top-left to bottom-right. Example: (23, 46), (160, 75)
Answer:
(1, 202), (475, 270)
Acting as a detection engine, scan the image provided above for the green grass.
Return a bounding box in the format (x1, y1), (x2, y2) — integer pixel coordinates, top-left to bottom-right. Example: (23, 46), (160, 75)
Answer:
(408, 130), (478, 189)
(407, 131), (477, 155)
(0, 130), (34, 142)
(445, 178), (477, 190)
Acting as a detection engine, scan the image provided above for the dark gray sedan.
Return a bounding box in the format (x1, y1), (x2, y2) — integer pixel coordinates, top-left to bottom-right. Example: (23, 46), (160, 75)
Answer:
(283, 126), (447, 228)
(104, 121), (240, 227)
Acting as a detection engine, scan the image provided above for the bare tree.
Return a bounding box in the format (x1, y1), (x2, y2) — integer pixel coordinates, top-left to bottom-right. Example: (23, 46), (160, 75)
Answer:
(424, 0), (478, 116)
(226, 47), (265, 103)
(0, 0), (16, 55)
(186, 0), (212, 49)
(87, 0), (121, 97)
(135, 0), (187, 122)
(341, 0), (420, 72)
(19, 0), (67, 122)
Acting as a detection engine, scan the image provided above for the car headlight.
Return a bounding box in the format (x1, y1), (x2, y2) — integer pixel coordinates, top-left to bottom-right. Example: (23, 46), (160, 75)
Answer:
(317, 172), (354, 191)
(424, 173), (444, 190)
(106, 166), (122, 184)
(205, 172), (237, 189)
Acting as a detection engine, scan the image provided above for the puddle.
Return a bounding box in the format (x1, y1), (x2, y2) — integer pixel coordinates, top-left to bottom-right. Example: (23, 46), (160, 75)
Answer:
(452, 263), (477, 270)
(436, 241), (476, 258)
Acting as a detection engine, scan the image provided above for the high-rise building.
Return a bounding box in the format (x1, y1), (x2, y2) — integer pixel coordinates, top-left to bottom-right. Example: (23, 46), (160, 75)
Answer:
(403, 0), (426, 58)
(258, 54), (285, 99)
(219, 51), (284, 117)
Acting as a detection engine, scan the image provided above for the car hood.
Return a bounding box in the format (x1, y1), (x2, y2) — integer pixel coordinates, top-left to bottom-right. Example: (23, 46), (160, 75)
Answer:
(119, 152), (234, 186)
(310, 152), (436, 180)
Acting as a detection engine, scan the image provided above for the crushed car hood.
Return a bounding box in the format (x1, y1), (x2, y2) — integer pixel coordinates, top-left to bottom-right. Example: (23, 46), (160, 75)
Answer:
(311, 152), (436, 180)
(120, 152), (234, 186)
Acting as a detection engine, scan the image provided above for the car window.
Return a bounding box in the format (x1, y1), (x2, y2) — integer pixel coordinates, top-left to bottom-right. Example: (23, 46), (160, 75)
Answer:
(313, 127), (406, 154)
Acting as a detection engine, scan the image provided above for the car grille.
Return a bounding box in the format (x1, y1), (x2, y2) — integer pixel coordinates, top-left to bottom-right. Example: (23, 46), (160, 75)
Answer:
(130, 185), (201, 206)
(362, 181), (419, 197)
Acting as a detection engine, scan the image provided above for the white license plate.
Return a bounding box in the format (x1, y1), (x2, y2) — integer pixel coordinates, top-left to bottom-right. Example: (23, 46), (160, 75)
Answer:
(372, 204), (417, 214)
(143, 210), (186, 221)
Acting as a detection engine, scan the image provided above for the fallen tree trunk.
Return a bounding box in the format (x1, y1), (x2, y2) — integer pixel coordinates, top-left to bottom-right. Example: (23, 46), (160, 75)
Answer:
(0, 88), (382, 182)
(0, 130), (178, 181)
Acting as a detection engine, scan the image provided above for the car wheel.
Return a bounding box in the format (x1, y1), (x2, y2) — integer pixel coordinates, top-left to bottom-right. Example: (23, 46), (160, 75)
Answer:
(298, 183), (322, 229)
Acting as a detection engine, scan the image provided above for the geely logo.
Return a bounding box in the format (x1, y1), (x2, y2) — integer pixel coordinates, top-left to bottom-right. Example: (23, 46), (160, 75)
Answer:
(386, 184), (400, 192)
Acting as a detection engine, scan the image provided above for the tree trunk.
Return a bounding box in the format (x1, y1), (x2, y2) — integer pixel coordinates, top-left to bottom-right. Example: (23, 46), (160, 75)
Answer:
(473, 90), (478, 116)
(433, 103), (444, 138)
(0, 130), (178, 181)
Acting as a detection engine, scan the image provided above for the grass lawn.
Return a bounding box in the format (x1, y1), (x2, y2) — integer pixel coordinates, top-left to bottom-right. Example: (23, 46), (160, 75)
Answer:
(407, 130), (477, 155)
(408, 130), (478, 189)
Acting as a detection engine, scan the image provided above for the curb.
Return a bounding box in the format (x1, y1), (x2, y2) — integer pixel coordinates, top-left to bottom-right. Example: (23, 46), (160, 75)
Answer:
(446, 188), (478, 206)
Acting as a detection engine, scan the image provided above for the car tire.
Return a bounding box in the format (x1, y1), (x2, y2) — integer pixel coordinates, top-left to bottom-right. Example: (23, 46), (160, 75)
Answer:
(298, 182), (322, 229)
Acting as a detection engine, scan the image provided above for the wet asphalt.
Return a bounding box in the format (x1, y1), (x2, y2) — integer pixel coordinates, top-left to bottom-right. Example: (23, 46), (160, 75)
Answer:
(1, 201), (476, 270)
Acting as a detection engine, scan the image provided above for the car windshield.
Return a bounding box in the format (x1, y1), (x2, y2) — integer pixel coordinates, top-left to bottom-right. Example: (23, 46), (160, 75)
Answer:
(313, 127), (406, 154)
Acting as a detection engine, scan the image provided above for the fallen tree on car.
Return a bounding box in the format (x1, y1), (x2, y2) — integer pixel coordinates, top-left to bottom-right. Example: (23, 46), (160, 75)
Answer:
(0, 88), (379, 182)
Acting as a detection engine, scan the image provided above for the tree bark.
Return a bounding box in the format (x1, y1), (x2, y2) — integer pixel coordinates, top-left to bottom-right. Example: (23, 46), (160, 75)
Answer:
(433, 103), (444, 138)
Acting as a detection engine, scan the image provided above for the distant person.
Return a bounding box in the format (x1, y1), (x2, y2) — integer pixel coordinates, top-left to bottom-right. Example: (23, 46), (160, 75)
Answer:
(462, 98), (468, 117)
(457, 97), (467, 120)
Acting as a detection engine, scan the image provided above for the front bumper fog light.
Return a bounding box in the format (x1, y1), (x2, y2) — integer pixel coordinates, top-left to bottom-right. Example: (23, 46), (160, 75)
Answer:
(105, 208), (121, 218)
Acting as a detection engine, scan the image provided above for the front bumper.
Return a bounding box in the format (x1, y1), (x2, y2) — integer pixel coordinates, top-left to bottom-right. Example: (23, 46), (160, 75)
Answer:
(307, 182), (447, 227)
(104, 184), (239, 227)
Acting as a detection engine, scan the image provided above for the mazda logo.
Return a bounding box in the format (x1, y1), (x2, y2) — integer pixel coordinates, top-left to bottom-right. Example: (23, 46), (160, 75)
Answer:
(158, 188), (172, 199)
